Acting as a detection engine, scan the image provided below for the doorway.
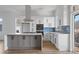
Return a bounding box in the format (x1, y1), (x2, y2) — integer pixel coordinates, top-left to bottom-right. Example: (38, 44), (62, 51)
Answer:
(72, 11), (79, 52)
(74, 13), (79, 52)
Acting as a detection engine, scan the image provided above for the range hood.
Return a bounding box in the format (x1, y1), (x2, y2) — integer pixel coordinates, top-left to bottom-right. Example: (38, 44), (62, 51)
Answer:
(23, 5), (33, 22)
(22, 5), (33, 33)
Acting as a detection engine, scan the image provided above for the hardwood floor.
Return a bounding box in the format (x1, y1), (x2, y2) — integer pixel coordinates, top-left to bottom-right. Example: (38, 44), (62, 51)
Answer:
(42, 40), (58, 52)
(0, 41), (4, 53)
(0, 40), (58, 54)
(74, 47), (79, 52)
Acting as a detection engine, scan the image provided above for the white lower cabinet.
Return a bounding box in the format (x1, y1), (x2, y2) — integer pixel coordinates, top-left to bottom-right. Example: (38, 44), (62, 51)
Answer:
(55, 33), (69, 51)
(44, 32), (69, 51)
(50, 33), (54, 44)
(44, 33), (52, 41)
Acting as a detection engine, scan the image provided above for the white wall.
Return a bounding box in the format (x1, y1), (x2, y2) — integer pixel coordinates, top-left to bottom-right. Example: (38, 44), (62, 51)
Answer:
(0, 12), (16, 40)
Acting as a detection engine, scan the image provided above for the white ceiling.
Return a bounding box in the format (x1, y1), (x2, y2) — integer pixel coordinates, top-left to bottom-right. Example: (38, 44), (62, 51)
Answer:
(31, 5), (56, 16)
(0, 5), (56, 17)
(0, 5), (25, 16)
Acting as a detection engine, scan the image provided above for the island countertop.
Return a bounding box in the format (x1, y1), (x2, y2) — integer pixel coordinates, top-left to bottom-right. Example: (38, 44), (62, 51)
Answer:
(7, 33), (42, 36)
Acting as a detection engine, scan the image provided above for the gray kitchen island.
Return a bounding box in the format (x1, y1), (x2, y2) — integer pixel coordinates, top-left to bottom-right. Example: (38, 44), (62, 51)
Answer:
(4, 33), (42, 51)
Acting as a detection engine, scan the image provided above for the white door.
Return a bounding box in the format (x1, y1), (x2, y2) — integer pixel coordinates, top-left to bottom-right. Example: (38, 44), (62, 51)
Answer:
(72, 11), (79, 52)
(70, 9), (79, 52)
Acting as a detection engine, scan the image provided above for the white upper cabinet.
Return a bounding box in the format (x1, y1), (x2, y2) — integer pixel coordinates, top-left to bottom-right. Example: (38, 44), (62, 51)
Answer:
(55, 5), (70, 27)
(32, 16), (55, 27)
(44, 17), (55, 27)
(31, 16), (44, 24)
(36, 17), (44, 24)
(30, 21), (36, 32)
(55, 6), (63, 28)
(62, 6), (70, 25)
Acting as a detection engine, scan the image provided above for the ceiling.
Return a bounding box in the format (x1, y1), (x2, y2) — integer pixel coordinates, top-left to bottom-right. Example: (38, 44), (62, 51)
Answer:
(0, 5), (56, 17)
(31, 5), (56, 16)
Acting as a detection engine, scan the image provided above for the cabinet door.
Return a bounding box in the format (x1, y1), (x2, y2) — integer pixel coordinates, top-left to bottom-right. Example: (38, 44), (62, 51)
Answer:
(7, 35), (19, 49)
(18, 36), (24, 49)
(23, 36), (31, 49)
(50, 33), (54, 43)
(36, 35), (41, 48)
(48, 33), (50, 41)
(30, 22), (36, 32)
(7, 35), (13, 49)
(31, 35), (41, 48)
(13, 36), (19, 49)
(55, 34), (58, 48)
(30, 36), (35, 48)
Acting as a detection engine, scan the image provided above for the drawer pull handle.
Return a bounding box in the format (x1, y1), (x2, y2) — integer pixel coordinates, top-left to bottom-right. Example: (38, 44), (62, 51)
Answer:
(34, 36), (37, 40)
(11, 36), (14, 40)
(23, 36), (25, 40)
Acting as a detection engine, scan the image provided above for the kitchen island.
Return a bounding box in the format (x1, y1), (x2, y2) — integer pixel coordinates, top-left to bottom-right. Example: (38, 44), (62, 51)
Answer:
(4, 33), (42, 51)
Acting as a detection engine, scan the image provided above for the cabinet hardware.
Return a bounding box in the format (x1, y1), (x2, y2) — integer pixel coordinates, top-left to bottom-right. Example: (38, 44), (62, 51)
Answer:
(22, 36), (25, 40)
(55, 38), (56, 43)
(11, 36), (14, 40)
(34, 36), (37, 40)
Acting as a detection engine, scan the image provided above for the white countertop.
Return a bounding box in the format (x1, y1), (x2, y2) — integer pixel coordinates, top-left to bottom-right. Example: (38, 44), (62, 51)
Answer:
(45, 32), (69, 34)
(7, 33), (42, 36)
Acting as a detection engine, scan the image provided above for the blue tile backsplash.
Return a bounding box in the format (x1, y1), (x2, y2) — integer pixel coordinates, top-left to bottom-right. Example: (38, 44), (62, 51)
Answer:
(60, 25), (70, 34)
(43, 26), (70, 34)
(44, 27), (55, 33)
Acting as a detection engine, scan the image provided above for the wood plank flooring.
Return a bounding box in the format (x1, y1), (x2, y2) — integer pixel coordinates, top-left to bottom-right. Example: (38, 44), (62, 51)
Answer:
(42, 40), (58, 52)
(0, 41), (4, 53)
(0, 40), (58, 54)
(74, 47), (79, 52)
